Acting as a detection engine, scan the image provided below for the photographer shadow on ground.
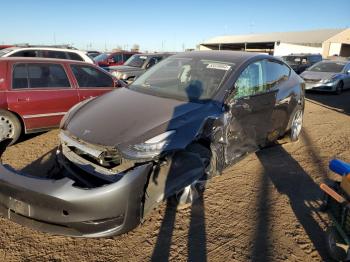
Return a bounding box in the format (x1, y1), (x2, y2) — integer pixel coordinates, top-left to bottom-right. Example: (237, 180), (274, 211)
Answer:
(151, 81), (209, 262)
(254, 144), (328, 261)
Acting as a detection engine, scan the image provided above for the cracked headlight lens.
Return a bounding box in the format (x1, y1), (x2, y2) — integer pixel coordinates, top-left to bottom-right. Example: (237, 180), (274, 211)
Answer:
(123, 130), (176, 158)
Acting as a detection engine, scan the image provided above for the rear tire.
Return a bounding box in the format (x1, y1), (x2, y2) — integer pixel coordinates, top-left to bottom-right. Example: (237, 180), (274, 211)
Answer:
(0, 110), (21, 145)
(289, 106), (303, 142)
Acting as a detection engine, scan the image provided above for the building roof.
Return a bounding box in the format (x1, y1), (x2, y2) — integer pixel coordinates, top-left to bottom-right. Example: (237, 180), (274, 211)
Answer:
(202, 28), (347, 45)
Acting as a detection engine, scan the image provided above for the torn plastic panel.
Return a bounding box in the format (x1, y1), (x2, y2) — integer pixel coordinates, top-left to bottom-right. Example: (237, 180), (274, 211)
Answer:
(0, 161), (152, 237)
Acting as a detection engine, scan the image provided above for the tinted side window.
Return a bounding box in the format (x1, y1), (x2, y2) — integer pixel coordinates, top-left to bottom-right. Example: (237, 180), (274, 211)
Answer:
(12, 64), (28, 89)
(234, 60), (267, 99)
(266, 61), (290, 88)
(112, 54), (123, 63)
(27, 63), (71, 88)
(45, 51), (67, 59)
(71, 64), (113, 88)
(309, 56), (321, 63)
(67, 52), (84, 61)
(10, 50), (39, 57)
(123, 54), (133, 61)
(145, 57), (163, 69)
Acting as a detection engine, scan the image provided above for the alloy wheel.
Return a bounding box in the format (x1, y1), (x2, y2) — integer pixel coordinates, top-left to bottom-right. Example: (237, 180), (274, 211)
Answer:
(291, 109), (303, 141)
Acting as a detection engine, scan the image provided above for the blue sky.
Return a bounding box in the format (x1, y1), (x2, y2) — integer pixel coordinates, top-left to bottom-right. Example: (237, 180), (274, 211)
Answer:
(1, 0), (349, 52)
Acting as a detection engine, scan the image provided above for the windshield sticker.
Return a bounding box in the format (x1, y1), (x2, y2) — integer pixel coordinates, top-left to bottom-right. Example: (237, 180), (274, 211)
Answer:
(207, 63), (231, 71)
(140, 56), (147, 59)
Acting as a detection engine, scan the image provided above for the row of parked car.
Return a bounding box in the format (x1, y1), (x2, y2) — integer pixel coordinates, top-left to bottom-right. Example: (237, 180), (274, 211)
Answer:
(0, 45), (175, 144)
(282, 53), (350, 94)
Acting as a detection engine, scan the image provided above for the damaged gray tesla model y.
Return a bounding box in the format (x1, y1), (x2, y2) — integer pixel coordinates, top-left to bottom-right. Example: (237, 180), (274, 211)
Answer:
(0, 51), (305, 237)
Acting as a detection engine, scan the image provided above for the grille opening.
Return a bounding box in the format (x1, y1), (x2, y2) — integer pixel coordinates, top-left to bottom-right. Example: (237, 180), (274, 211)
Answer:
(70, 146), (122, 169)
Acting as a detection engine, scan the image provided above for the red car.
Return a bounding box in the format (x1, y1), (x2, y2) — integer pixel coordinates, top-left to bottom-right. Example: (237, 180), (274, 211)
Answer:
(93, 51), (139, 67)
(0, 57), (121, 144)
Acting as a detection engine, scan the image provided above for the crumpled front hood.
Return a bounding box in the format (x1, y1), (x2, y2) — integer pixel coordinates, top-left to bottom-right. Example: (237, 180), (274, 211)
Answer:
(300, 71), (337, 81)
(65, 88), (205, 147)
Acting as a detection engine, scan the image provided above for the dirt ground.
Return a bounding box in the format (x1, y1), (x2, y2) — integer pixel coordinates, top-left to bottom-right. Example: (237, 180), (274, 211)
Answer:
(0, 91), (350, 262)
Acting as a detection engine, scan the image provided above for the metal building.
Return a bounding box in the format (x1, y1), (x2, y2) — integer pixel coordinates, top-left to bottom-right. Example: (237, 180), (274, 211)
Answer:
(199, 28), (350, 58)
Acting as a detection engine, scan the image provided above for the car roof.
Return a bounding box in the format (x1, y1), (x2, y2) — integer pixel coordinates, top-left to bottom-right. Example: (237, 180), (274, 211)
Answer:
(173, 50), (267, 64)
(135, 52), (175, 56)
(0, 57), (92, 65)
(318, 60), (347, 64)
(1, 46), (86, 54)
(284, 53), (321, 56)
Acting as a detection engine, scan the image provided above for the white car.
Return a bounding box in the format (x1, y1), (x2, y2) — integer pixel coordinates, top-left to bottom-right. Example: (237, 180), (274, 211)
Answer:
(0, 46), (94, 64)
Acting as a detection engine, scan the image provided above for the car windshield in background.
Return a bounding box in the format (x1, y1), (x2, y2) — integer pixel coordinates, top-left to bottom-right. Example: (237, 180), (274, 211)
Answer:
(0, 48), (15, 57)
(282, 56), (306, 64)
(130, 57), (235, 102)
(308, 61), (345, 73)
(93, 53), (110, 62)
(124, 55), (148, 68)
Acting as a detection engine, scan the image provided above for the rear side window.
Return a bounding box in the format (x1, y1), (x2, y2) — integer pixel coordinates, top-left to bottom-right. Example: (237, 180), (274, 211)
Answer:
(71, 64), (113, 88)
(309, 56), (322, 64)
(12, 63), (71, 89)
(112, 54), (123, 63)
(266, 61), (290, 87)
(67, 52), (84, 61)
(44, 51), (67, 59)
(12, 64), (28, 89)
(10, 50), (39, 58)
(123, 53), (134, 61)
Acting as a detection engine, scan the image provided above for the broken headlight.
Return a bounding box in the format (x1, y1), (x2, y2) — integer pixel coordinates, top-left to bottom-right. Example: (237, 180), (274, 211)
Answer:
(124, 130), (176, 158)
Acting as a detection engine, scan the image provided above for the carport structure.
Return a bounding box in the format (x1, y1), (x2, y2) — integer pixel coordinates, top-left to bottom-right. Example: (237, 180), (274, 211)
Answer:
(200, 28), (350, 58)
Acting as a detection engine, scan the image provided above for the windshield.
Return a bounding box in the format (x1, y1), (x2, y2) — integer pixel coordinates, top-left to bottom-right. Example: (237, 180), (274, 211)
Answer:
(93, 53), (110, 62)
(308, 61), (345, 73)
(282, 56), (307, 65)
(130, 57), (235, 102)
(124, 55), (148, 68)
(0, 48), (15, 57)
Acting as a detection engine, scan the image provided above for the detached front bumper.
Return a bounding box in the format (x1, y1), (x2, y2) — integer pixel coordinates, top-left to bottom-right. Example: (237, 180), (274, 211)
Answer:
(0, 162), (152, 238)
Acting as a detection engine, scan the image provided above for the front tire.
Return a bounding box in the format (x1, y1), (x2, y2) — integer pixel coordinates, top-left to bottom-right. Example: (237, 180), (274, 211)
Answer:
(0, 110), (22, 145)
(335, 81), (343, 95)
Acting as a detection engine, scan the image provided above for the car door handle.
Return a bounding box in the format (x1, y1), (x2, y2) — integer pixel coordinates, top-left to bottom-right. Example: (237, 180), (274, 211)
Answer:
(17, 98), (30, 102)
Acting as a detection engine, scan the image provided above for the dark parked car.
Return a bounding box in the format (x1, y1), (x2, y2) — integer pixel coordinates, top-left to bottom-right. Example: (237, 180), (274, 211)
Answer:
(108, 53), (174, 84)
(0, 57), (123, 144)
(93, 51), (139, 68)
(282, 53), (322, 74)
(300, 60), (350, 94)
(0, 51), (305, 237)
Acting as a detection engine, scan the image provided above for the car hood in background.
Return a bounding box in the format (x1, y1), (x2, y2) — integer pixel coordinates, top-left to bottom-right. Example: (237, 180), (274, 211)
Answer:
(300, 71), (337, 81)
(108, 65), (141, 73)
(65, 88), (205, 147)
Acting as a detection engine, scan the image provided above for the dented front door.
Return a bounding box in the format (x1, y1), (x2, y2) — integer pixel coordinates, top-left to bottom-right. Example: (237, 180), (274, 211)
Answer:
(223, 59), (277, 165)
